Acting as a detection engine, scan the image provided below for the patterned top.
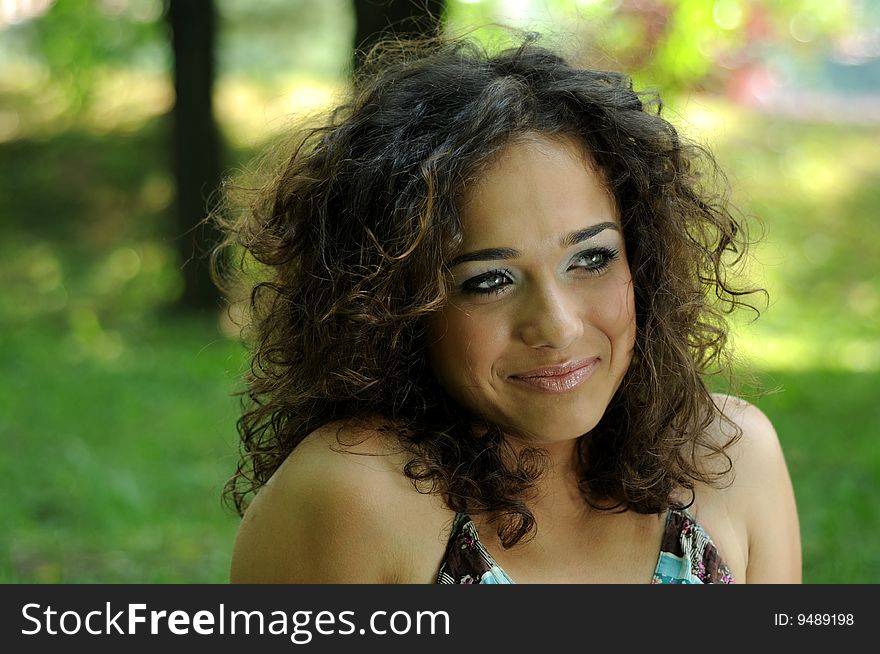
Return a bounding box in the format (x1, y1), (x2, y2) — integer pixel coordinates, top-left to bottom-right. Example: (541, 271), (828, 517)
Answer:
(436, 502), (734, 584)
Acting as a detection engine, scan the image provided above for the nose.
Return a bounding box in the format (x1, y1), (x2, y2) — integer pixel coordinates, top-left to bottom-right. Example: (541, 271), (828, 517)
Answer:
(517, 282), (584, 350)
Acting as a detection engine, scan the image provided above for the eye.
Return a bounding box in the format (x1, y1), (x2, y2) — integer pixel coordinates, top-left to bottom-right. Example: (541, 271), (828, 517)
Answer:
(569, 247), (619, 274)
(460, 268), (514, 296)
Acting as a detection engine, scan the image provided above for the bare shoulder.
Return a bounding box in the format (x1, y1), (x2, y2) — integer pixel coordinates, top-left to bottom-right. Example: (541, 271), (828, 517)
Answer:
(702, 394), (802, 583)
(706, 394), (789, 493)
(229, 419), (452, 583)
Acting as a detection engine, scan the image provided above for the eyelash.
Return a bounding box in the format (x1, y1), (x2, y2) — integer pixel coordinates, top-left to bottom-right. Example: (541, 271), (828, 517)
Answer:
(460, 247), (620, 296)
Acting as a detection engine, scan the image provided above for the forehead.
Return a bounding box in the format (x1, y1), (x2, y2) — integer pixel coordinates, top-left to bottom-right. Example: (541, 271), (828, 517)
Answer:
(458, 134), (620, 248)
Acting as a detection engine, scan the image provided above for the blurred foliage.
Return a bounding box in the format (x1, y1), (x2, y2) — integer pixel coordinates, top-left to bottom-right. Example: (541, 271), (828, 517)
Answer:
(0, 117), (184, 332)
(0, 0), (352, 116)
(445, 0), (867, 96)
(6, 0), (167, 116)
(0, 0), (353, 329)
(698, 99), (880, 371)
(216, 0), (353, 81)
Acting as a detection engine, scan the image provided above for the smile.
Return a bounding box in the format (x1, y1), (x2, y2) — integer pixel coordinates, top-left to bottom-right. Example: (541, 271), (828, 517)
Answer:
(509, 357), (600, 394)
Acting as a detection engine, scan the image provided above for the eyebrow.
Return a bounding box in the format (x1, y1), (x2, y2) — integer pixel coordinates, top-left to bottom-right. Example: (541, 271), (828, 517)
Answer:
(449, 221), (620, 268)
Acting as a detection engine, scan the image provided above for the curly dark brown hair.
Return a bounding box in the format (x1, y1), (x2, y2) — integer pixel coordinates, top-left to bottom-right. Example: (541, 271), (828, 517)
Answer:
(214, 34), (762, 548)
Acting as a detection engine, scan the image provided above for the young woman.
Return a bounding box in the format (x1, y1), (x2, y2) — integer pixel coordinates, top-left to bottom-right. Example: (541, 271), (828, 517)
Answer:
(219, 36), (801, 584)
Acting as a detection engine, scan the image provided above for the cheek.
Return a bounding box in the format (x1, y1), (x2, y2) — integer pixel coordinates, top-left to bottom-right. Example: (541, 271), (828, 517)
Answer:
(622, 282), (636, 340)
(427, 305), (505, 386)
(593, 276), (636, 346)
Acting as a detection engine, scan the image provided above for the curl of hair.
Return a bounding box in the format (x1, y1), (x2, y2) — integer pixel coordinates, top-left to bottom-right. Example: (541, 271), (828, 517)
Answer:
(214, 34), (763, 548)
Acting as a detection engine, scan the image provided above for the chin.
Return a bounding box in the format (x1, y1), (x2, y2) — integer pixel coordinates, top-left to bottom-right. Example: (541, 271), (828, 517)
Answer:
(494, 407), (607, 444)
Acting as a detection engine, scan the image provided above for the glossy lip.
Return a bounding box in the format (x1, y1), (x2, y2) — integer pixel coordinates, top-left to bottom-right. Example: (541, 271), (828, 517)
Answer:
(509, 357), (600, 394)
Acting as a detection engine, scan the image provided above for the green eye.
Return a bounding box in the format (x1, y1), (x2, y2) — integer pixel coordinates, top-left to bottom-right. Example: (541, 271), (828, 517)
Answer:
(570, 247), (619, 273)
(461, 269), (513, 295)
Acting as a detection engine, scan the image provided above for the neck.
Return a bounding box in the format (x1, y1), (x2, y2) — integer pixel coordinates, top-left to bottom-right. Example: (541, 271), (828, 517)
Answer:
(502, 433), (593, 522)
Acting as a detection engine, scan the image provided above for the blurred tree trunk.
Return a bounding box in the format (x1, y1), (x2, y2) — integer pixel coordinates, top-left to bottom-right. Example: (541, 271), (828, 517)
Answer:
(167, 0), (223, 312)
(353, 0), (445, 69)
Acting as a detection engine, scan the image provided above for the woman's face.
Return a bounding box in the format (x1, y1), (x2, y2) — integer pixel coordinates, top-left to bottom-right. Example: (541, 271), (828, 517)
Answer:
(426, 134), (636, 444)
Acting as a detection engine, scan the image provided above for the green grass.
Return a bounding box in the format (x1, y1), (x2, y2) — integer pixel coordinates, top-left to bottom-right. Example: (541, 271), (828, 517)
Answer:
(0, 319), (244, 583)
(754, 370), (880, 583)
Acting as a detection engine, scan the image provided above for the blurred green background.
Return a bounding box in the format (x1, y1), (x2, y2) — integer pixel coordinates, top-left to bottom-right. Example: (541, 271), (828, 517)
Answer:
(1, 0), (877, 583)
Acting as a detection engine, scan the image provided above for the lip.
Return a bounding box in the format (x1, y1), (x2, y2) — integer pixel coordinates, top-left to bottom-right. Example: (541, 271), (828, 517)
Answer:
(509, 357), (600, 394)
